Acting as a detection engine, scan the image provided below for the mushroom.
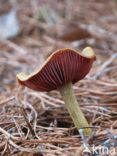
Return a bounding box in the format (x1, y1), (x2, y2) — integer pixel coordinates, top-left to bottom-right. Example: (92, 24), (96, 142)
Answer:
(16, 47), (96, 136)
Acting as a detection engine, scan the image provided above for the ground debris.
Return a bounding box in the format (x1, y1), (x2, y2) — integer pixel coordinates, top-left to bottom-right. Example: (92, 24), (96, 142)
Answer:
(0, 0), (117, 155)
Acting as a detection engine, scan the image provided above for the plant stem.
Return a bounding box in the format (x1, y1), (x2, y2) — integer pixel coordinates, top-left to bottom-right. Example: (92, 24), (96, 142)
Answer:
(59, 82), (92, 136)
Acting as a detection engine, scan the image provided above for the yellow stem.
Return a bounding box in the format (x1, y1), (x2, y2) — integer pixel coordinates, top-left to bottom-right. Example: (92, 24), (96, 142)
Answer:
(59, 82), (92, 137)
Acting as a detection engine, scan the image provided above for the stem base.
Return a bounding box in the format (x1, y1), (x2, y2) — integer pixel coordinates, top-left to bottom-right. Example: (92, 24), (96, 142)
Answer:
(59, 82), (92, 137)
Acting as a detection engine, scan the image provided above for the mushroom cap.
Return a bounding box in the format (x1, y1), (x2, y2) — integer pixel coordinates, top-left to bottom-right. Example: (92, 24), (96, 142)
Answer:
(16, 47), (96, 92)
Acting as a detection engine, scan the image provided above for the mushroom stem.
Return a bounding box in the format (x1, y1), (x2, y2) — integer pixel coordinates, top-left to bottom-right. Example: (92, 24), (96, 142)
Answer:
(59, 82), (92, 136)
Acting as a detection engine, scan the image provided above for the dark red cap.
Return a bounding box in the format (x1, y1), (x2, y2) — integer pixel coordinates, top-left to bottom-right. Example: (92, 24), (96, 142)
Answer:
(16, 47), (96, 91)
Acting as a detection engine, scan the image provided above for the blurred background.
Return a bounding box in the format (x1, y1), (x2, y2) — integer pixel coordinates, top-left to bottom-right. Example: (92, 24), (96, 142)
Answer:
(0, 0), (117, 89)
(0, 0), (117, 155)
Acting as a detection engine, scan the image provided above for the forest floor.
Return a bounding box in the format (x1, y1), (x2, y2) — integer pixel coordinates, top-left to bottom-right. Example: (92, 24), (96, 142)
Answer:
(0, 0), (117, 155)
